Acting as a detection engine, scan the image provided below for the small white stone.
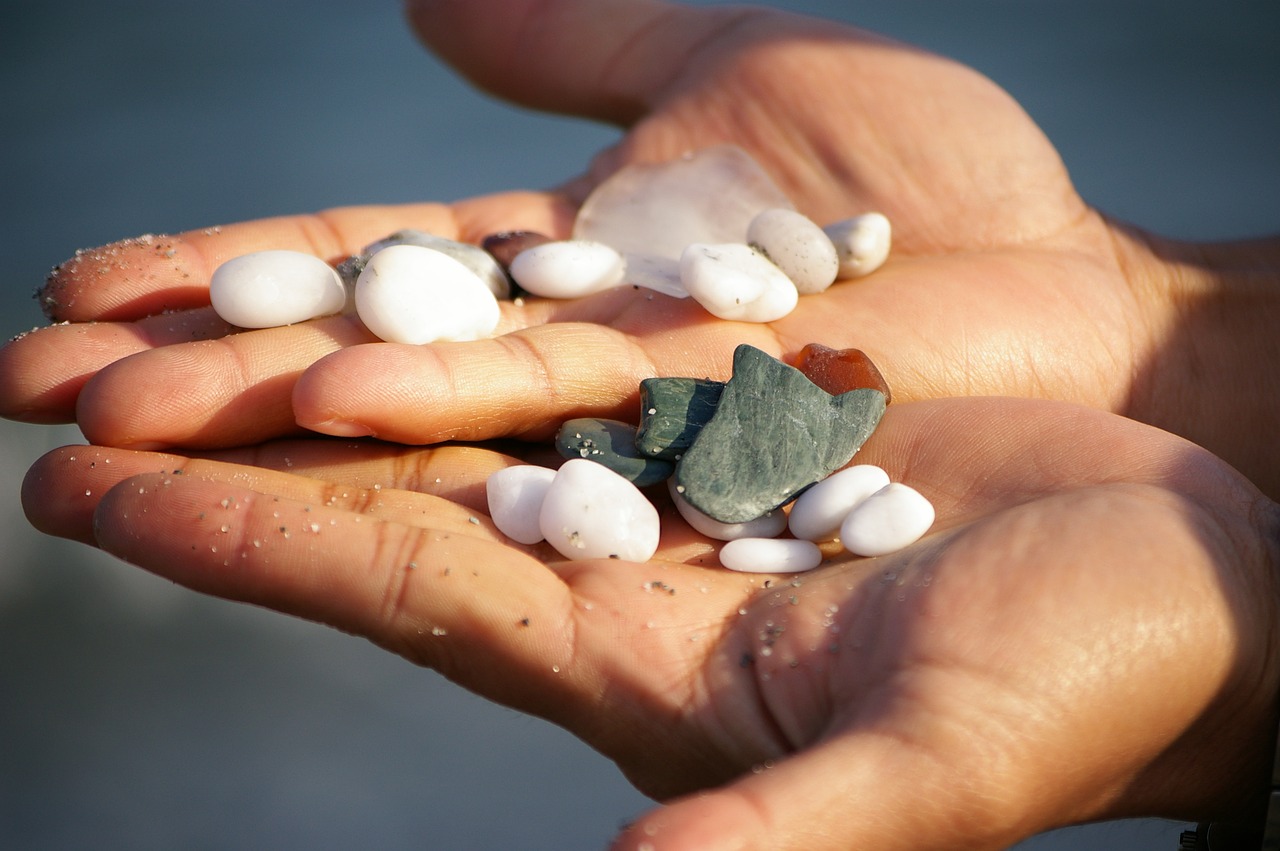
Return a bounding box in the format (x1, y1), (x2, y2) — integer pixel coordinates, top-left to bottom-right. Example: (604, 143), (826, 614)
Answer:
(719, 538), (823, 574)
(669, 480), (787, 541)
(747, 208), (840, 294)
(209, 250), (346, 329)
(539, 458), (660, 562)
(679, 243), (799, 322)
(840, 482), (935, 557)
(788, 465), (892, 542)
(823, 213), (892, 278)
(355, 244), (500, 344)
(362, 229), (510, 299)
(508, 240), (626, 299)
(486, 465), (557, 545)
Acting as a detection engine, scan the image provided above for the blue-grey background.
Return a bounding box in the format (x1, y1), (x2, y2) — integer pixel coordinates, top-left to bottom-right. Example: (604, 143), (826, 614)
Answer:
(1, 1), (1276, 848)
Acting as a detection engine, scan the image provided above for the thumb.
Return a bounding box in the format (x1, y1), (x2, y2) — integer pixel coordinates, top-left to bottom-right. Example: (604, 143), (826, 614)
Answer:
(402, 0), (742, 124)
(610, 733), (1029, 851)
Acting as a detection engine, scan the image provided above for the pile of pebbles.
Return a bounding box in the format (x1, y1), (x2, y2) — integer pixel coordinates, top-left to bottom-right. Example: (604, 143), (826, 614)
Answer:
(487, 344), (934, 573)
(203, 146), (932, 572)
(207, 146), (891, 341)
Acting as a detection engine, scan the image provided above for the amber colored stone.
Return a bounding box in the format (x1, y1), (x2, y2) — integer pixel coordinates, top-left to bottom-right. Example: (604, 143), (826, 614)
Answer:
(793, 344), (891, 404)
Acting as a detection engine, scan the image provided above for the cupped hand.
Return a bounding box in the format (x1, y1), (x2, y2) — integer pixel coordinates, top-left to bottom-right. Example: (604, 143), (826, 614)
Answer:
(1, 1), (1191, 451)
(23, 397), (1280, 850)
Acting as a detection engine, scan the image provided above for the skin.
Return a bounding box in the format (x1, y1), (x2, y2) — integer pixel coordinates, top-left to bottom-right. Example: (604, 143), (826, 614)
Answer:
(19, 397), (1280, 849)
(4, 0), (1280, 847)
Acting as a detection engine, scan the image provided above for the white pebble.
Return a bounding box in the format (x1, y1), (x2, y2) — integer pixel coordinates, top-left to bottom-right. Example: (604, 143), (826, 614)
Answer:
(788, 465), (892, 542)
(823, 213), (892, 278)
(679, 243), (798, 322)
(355, 244), (500, 344)
(508, 240), (626, 299)
(840, 483), (934, 557)
(539, 459), (660, 562)
(719, 538), (823, 574)
(486, 465), (557, 545)
(209, 250), (346, 329)
(747, 208), (839, 294)
(668, 480), (787, 541)
(362, 230), (510, 299)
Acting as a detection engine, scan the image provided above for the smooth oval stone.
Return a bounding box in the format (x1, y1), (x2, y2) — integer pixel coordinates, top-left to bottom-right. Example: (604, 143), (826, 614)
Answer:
(823, 212), (891, 278)
(747, 208), (839, 294)
(668, 480), (787, 541)
(355, 244), (500, 344)
(209, 250), (346, 329)
(679, 243), (798, 323)
(539, 459), (660, 562)
(840, 482), (935, 557)
(363, 229), (512, 299)
(509, 240), (627, 299)
(719, 538), (823, 574)
(794, 343), (892, 404)
(635, 377), (725, 460)
(555, 418), (675, 487)
(788, 464), (892, 542)
(675, 345), (887, 524)
(481, 230), (552, 271)
(486, 465), (557, 545)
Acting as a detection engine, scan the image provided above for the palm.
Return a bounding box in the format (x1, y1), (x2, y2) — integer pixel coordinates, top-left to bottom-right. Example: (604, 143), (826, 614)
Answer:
(27, 397), (1279, 848)
(0, 1), (1151, 452)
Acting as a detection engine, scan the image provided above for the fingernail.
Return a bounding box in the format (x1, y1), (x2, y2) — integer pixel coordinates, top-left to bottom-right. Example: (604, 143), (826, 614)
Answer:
(306, 420), (375, 438)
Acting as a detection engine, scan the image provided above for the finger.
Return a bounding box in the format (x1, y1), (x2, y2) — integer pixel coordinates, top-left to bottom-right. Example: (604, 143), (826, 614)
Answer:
(292, 309), (782, 443)
(90, 469), (592, 716)
(37, 194), (574, 323)
(405, 0), (748, 125)
(612, 730), (1027, 851)
(0, 307), (233, 423)
(73, 315), (373, 448)
(22, 442), (523, 545)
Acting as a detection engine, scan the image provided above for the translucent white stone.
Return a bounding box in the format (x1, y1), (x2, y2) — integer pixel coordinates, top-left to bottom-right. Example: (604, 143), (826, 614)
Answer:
(719, 538), (823, 574)
(824, 212), (892, 278)
(668, 480), (787, 541)
(574, 145), (794, 261)
(679, 243), (798, 323)
(508, 240), (626, 299)
(209, 250), (346, 329)
(355, 244), (500, 345)
(747, 208), (839, 295)
(486, 465), (557, 545)
(622, 253), (688, 298)
(788, 465), (892, 542)
(539, 459), (660, 562)
(841, 482), (935, 557)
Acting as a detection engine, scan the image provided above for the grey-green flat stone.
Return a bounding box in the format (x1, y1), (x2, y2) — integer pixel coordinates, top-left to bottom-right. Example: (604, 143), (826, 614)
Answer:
(635, 377), (726, 460)
(675, 344), (886, 523)
(555, 418), (675, 487)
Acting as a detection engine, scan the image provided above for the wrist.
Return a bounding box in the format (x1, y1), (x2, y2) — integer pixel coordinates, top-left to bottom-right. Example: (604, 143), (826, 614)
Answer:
(1115, 223), (1280, 498)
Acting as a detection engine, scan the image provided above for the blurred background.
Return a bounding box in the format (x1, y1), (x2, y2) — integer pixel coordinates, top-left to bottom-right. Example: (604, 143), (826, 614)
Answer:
(1, 1), (1276, 848)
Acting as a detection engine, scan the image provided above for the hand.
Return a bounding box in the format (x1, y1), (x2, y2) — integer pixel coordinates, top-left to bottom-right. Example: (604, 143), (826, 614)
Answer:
(23, 396), (1280, 849)
(2, 0), (1277, 494)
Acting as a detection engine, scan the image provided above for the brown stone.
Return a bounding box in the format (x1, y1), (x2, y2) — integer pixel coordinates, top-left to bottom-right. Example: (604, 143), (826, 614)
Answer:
(481, 230), (553, 270)
(793, 344), (891, 404)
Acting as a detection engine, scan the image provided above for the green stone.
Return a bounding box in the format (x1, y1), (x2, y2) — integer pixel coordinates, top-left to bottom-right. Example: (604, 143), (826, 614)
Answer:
(555, 417), (675, 487)
(674, 344), (886, 523)
(635, 377), (726, 460)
